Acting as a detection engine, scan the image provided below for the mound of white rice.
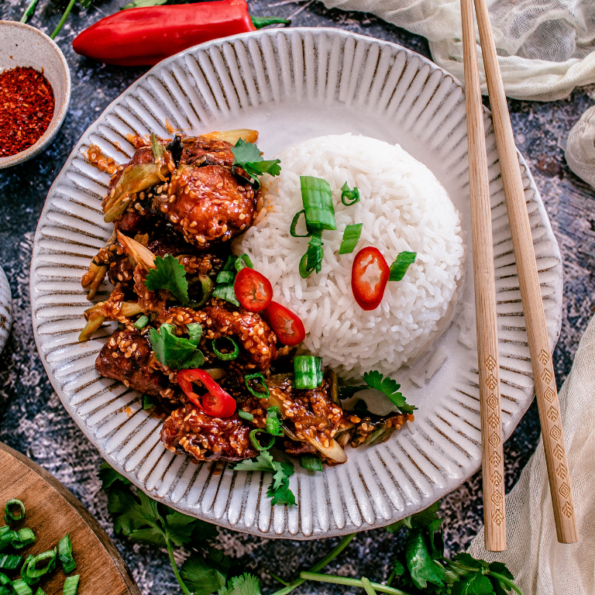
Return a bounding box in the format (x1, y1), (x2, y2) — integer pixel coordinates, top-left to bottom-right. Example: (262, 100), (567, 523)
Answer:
(236, 134), (466, 380)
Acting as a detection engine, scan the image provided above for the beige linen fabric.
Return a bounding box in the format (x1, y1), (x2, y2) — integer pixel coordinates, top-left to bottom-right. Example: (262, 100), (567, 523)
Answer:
(468, 316), (595, 594)
(320, 0), (595, 101)
(566, 105), (595, 188)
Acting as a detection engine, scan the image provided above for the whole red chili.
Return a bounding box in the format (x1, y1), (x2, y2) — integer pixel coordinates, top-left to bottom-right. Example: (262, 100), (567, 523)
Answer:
(0, 67), (55, 158)
(72, 0), (289, 67)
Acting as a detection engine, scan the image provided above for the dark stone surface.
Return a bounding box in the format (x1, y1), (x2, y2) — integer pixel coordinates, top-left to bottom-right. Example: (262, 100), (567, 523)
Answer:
(0, 0), (594, 593)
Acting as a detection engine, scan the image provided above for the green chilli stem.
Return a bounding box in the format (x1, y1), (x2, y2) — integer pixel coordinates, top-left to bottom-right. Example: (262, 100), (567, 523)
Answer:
(51, 0), (77, 39)
(299, 572), (412, 595)
(270, 534), (356, 595)
(165, 537), (192, 595)
(20, 0), (39, 23)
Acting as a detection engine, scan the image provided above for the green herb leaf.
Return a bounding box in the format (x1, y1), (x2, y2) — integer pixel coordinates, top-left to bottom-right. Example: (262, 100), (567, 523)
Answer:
(452, 573), (495, 595)
(232, 140), (281, 181)
(362, 370), (417, 414)
(389, 251), (417, 282)
(235, 452), (296, 507)
(300, 455), (323, 472)
(149, 324), (205, 370)
(98, 462), (131, 490)
(181, 549), (230, 595)
(145, 255), (189, 305)
(219, 573), (261, 595)
(164, 510), (198, 547)
(405, 530), (446, 590)
(213, 284), (240, 308)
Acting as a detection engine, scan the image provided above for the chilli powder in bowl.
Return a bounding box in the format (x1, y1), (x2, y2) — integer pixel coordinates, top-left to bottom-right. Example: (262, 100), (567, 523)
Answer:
(237, 134), (466, 380)
(0, 66), (55, 158)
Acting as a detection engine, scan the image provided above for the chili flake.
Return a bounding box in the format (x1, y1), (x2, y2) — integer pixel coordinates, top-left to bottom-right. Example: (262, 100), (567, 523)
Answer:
(0, 66), (55, 158)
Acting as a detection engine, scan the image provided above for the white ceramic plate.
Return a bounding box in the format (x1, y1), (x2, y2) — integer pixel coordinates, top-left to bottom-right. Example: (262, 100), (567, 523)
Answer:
(31, 28), (562, 539)
(0, 266), (12, 354)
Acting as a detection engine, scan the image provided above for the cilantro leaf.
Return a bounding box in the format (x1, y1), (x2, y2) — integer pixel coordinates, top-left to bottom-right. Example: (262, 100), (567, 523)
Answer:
(405, 529), (446, 590)
(149, 323), (205, 370)
(219, 573), (261, 595)
(389, 251), (417, 282)
(386, 501), (441, 534)
(145, 255), (189, 305)
(235, 453), (296, 507)
(98, 462), (130, 490)
(363, 370), (417, 414)
(181, 550), (229, 595)
(452, 573), (495, 595)
(231, 139), (281, 182)
(164, 510), (198, 547)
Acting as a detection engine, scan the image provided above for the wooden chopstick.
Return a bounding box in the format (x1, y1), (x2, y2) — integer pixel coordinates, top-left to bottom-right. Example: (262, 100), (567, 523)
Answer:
(472, 0), (578, 543)
(460, 0), (506, 552)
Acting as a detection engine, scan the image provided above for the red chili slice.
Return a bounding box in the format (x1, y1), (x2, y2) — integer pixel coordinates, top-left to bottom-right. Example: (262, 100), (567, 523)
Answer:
(262, 301), (306, 346)
(234, 267), (273, 312)
(351, 247), (390, 311)
(177, 369), (236, 418)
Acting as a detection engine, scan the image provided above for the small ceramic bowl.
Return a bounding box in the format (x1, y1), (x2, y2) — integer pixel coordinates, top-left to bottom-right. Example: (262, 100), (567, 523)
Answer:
(0, 21), (71, 169)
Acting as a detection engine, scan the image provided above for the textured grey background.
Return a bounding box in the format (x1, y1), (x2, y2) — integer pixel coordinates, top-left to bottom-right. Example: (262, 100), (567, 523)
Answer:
(1, 0), (594, 593)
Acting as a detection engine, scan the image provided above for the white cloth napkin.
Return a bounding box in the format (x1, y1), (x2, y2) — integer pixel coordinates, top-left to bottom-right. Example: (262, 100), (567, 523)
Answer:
(468, 316), (595, 595)
(320, 0), (595, 101)
(566, 105), (595, 188)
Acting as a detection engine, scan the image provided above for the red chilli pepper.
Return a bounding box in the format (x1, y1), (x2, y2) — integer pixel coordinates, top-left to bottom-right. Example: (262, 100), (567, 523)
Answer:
(351, 247), (390, 311)
(72, 0), (289, 67)
(234, 267), (273, 312)
(177, 369), (236, 418)
(262, 301), (306, 346)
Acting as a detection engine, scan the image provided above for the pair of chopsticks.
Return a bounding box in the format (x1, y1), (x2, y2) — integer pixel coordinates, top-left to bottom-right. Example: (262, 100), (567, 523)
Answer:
(460, 0), (578, 550)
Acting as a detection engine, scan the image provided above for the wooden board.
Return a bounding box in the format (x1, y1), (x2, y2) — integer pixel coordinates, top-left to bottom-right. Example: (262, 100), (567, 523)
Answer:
(0, 442), (140, 595)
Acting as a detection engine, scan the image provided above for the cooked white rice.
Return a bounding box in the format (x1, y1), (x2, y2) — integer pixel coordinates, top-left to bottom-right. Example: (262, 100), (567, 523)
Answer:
(235, 134), (466, 380)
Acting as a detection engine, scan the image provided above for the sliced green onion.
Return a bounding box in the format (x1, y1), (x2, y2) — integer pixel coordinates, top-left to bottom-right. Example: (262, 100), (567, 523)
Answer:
(58, 535), (76, 574)
(244, 373), (270, 399)
(238, 410), (254, 421)
(151, 133), (165, 162)
(249, 429), (275, 451)
(22, 549), (57, 584)
(4, 499), (25, 523)
(216, 270), (236, 284)
(0, 572), (9, 585)
(294, 355), (323, 390)
(265, 406), (283, 437)
(212, 337), (239, 361)
(341, 182), (360, 206)
(234, 254), (253, 272)
(0, 553), (22, 570)
(290, 210), (310, 238)
(299, 231), (324, 279)
(0, 527), (16, 552)
(62, 575), (80, 595)
(143, 394), (158, 410)
(35, 588), (47, 595)
(192, 275), (214, 309)
(133, 315), (149, 330)
(300, 176), (336, 231)
(0, 586), (12, 595)
(338, 223), (363, 255)
(389, 251), (417, 282)
(300, 455), (323, 472)
(10, 580), (32, 595)
(12, 528), (36, 550)
(213, 284), (240, 307)
(187, 323), (203, 345)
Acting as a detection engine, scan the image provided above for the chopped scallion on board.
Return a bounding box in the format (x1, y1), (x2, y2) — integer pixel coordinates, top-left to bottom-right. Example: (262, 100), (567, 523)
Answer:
(62, 575), (80, 595)
(4, 500), (25, 523)
(58, 535), (76, 574)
